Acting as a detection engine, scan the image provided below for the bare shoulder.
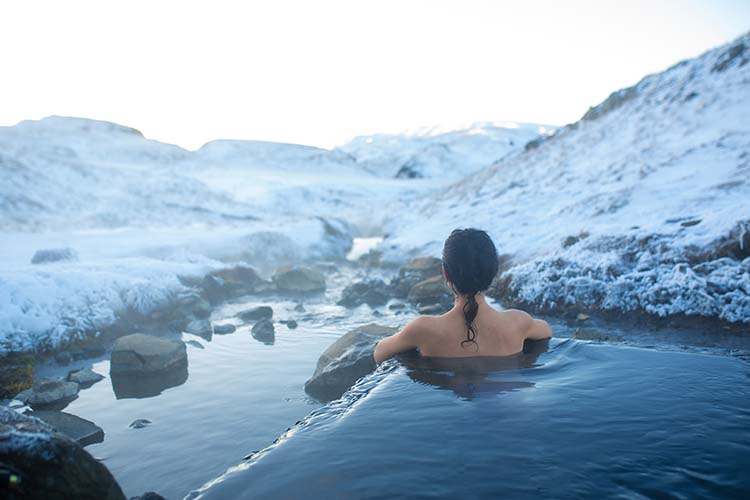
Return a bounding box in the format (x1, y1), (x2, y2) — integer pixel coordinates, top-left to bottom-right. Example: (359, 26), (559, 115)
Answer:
(501, 308), (534, 327)
(401, 315), (434, 339)
(501, 309), (552, 340)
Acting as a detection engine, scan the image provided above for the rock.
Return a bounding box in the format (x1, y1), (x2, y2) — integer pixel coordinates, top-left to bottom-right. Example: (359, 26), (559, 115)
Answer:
(0, 407), (126, 499)
(191, 298), (213, 319)
(337, 279), (391, 308)
(129, 492), (166, 500)
(407, 275), (452, 306)
(111, 362), (188, 400)
(30, 247), (78, 264)
(251, 319), (275, 344)
(185, 319), (213, 340)
(388, 302), (406, 310)
(67, 368), (105, 388)
(212, 323), (237, 335)
(30, 411), (105, 447)
(272, 266), (326, 293)
(237, 306), (273, 322)
(576, 313), (590, 321)
(286, 320), (298, 329)
(186, 340), (204, 349)
(70, 343), (107, 361)
(574, 328), (623, 342)
(55, 351), (72, 366)
(392, 257), (443, 298)
(18, 377), (79, 410)
(293, 303), (306, 312)
(110, 334), (187, 374)
(0, 353), (34, 399)
(129, 419), (152, 429)
(304, 323), (398, 402)
(201, 265), (267, 304)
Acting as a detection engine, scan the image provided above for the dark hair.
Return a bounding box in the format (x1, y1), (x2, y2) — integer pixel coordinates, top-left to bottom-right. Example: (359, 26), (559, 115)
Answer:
(441, 228), (499, 348)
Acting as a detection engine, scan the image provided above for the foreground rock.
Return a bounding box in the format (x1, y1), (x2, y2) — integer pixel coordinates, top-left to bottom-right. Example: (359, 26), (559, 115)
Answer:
(251, 319), (275, 344)
(110, 334), (187, 374)
(237, 306), (273, 322)
(272, 266), (326, 293)
(304, 323), (398, 402)
(338, 279), (391, 308)
(392, 257), (442, 298)
(16, 377), (79, 410)
(30, 410), (105, 447)
(67, 368), (105, 388)
(0, 407), (125, 499)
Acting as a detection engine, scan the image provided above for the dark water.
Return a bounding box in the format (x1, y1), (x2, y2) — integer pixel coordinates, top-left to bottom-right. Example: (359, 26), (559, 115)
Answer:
(190, 339), (750, 499)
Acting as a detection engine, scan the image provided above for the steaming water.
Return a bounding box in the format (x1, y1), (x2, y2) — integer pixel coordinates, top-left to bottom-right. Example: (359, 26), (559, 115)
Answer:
(33, 264), (750, 499)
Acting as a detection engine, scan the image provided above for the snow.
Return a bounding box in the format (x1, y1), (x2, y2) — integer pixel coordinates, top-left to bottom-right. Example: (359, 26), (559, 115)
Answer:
(381, 32), (750, 322)
(2, 33), (748, 353)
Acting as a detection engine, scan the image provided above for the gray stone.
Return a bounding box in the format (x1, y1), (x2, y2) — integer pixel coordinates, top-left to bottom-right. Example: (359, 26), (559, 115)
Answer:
(407, 275), (452, 305)
(293, 303), (306, 312)
(392, 257), (443, 297)
(286, 320), (298, 329)
(337, 279), (391, 308)
(20, 377), (80, 410)
(272, 266), (326, 293)
(202, 265), (267, 303)
(186, 340), (204, 349)
(0, 407), (125, 499)
(67, 368), (105, 388)
(129, 419), (152, 429)
(110, 334), (187, 374)
(213, 323), (237, 335)
(185, 319), (213, 340)
(55, 351), (72, 366)
(30, 410), (104, 447)
(30, 247), (79, 264)
(251, 319), (275, 344)
(237, 306), (273, 322)
(304, 323), (398, 402)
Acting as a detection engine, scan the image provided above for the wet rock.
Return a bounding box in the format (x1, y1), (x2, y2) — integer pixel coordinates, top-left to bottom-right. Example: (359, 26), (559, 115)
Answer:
(55, 351), (72, 366)
(30, 411), (105, 447)
(237, 306), (274, 322)
(186, 340), (204, 349)
(407, 276), (452, 306)
(191, 298), (213, 319)
(272, 266), (326, 293)
(293, 303), (306, 312)
(251, 319), (275, 344)
(129, 419), (152, 429)
(388, 302), (406, 310)
(0, 407), (126, 500)
(392, 257), (443, 298)
(337, 279), (391, 308)
(304, 323), (398, 402)
(286, 320), (298, 329)
(185, 319), (213, 340)
(129, 492), (166, 500)
(574, 328), (623, 342)
(201, 265), (268, 304)
(0, 353), (34, 399)
(110, 334), (187, 374)
(67, 368), (105, 388)
(30, 247), (78, 264)
(17, 377), (79, 410)
(111, 362), (188, 400)
(213, 323), (237, 335)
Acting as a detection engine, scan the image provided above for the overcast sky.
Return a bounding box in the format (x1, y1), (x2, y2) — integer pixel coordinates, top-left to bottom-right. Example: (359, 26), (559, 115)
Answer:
(1, 0), (748, 149)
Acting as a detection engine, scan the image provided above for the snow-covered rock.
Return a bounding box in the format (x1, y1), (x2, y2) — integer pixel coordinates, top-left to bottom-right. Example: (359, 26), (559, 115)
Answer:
(382, 32), (750, 323)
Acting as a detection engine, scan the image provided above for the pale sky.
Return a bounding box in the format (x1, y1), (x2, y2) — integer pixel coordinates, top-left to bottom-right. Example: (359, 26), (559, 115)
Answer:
(1, 0), (748, 149)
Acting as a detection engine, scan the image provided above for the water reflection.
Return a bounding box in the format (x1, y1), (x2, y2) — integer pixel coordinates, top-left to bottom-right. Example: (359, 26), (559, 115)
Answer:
(398, 339), (548, 400)
(110, 360), (189, 399)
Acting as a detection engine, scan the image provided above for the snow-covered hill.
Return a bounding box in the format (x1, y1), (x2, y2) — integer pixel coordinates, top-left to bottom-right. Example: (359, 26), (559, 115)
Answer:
(337, 122), (552, 179)
(382, 32), (750, 323)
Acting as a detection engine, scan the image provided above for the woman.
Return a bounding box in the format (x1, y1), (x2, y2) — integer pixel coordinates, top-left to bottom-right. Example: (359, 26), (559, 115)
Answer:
(374, 228), (552, 364)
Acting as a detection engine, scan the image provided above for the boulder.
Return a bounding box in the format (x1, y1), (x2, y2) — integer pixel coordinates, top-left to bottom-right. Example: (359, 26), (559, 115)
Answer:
(185, 340), (204, 349)
(185, 319), (213, 340)
(30, 411), (104, 447)
(286, 320), (298, 329)
(272, 266), (326, 293)
(67, 368), (105, 388)
(110, 334), (187, 374)
(392, 257), (442, 297)
(129, 419), (152, 429)
(251, 319), (275, 344)
(212, 323), (237, 335)
(0, 407), (125, 500)
(337, 279), (391, 308)
(17, 377), (79, 410)
(0, 353), (34, 399)
(201, 265), (269, 304)
(30, 247), (78, 264)
(304, 323), (398, 402)
(237, 306), (273, 322)
(407, 275), (453, 306)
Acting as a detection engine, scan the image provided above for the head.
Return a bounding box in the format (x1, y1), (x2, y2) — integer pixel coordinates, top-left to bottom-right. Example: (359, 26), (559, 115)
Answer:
(441, 228), (499, 348)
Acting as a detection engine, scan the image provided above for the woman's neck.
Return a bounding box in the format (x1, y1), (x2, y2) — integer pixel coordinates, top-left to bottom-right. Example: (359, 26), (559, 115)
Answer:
(452, 291), (488, 310)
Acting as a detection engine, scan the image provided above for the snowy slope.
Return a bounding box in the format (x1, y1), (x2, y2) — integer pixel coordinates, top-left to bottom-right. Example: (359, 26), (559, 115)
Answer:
(381, 33), (750, 323)
(337, 122), (552, 179)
